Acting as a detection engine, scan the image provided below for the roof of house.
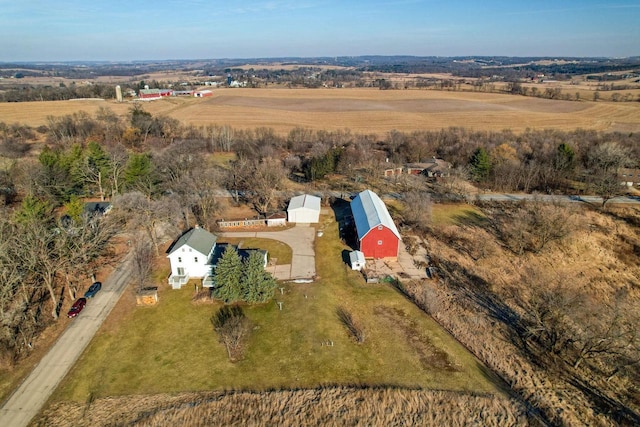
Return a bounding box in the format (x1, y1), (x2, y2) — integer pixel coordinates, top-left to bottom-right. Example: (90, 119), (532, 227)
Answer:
(267, 211), (287, 220)
(166, 227), (217, 256)
(210, 243), (267, 266)
(288, 194), (321, 212)
(83, 201), (112, 215)
(351, 190), (401, 241)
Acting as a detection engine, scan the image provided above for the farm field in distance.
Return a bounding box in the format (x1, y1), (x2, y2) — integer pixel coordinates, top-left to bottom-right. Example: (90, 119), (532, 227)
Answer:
(1, 87), (640, 135)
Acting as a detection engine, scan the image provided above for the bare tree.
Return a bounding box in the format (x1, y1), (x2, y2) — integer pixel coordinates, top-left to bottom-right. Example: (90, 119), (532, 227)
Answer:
(131, 232), (154, 292)
(233, 157), (286, 214)
(106, 145), (128, 198)
(58, 214), (119, 299)
(336, 306), (366, 343)
(491, 199), (576, 255)
(402, 190), (432, 231)
(211, 306), (251, 362)
(585, 142), (631, 208)
(571, 298), (639, 371)
(113, 191), (181, 255)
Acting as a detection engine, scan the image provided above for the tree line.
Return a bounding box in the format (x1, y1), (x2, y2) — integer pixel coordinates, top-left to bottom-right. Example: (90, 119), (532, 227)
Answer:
(1, 107), (639, 367)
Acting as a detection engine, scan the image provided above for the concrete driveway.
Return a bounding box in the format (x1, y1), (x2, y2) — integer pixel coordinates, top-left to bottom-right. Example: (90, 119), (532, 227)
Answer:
(0, 252), (134, 427)
(220, 224), (316, 281)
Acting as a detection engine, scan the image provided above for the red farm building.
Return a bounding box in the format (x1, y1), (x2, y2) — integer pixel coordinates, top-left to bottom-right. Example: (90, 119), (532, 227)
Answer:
(350, 189), (401, 259)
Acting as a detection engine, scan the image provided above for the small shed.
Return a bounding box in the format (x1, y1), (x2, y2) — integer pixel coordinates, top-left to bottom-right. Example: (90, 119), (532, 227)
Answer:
(267, 211), (287, 227)
(287, 194), (321, 223)
(349, 250), (366, 271)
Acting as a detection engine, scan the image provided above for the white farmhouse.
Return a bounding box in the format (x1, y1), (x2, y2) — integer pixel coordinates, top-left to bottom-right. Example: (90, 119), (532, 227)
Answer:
(287, 194), (321, 223)
(166, 226), (217, 289)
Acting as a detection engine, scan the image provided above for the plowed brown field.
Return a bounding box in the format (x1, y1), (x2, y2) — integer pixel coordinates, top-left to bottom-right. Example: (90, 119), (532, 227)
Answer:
(1, 88), (639, 135)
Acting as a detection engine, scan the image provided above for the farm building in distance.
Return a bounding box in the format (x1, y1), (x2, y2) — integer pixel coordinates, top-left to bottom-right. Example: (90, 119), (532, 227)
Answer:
(138, 88), (174, 100)
(194, 89), (213, 97)
(350, 190), (401, 259)
(384, 158), (452, 178)
(287, 194), (321, 223)
(406, 158), (452, 177)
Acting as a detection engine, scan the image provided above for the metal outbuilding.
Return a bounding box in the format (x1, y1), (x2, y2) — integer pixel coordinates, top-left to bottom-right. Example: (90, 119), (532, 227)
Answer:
(287, 194), (321, 223)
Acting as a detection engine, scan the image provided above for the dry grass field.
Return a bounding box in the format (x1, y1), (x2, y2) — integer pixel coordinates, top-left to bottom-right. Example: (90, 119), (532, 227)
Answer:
(1, 88), (639, 135)
(403, 203), (640, 425)
(37, 387), (527, 427)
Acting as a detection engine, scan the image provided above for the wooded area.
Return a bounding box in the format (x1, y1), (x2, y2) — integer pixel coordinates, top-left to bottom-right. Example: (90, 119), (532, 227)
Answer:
(1, 104), (639, 424)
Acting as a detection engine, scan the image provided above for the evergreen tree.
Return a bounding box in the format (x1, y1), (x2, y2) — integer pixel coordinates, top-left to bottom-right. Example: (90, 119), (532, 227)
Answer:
(212, 246), (243, 304)
(123, 152), (157, 195)
(86, 141), (110, 173)
(555, 143), (576, 172)
(469, 147), (491, 182)
(64, 195), (84, 223)
(14, 195), (53, 225)
(242, 251), (277, 303)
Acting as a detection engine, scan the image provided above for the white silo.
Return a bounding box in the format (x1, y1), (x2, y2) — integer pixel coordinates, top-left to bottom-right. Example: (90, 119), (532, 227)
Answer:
(115, 85), (123, 102)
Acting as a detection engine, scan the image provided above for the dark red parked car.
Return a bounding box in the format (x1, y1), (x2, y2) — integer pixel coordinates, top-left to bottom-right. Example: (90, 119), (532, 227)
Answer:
(67, 298), (86, 318)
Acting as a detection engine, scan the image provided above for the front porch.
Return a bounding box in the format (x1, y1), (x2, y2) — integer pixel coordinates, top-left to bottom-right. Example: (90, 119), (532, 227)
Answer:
(168, 273), (190, 289)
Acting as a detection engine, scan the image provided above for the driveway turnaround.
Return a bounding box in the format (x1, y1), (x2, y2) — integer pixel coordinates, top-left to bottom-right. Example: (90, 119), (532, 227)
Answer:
(220, 224), (316, 281)
(0, 252), (134, 427)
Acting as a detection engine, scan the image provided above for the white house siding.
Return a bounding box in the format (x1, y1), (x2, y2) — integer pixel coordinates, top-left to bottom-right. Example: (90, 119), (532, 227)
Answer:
(168, 246), (211, 279)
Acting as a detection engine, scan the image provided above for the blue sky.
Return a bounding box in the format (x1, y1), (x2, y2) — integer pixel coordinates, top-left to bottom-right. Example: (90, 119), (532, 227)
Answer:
(1, 0), (638, 61)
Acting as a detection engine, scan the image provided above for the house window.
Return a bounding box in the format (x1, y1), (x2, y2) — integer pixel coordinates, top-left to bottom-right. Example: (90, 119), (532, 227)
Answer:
(378, 240), (383, 245)
(194, 257), (198, 263)
(189, 248), (192, 252)
(178, 257), (182, 263)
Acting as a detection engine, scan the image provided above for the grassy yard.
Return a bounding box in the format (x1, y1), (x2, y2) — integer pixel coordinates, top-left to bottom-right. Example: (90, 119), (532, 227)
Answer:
(217, 237), (292, 265)
(53, 213), (501, 403)
(431, 203), (486, 227)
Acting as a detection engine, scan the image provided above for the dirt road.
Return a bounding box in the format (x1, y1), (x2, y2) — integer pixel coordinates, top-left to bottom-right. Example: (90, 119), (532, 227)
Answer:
(0, 252), (133, 427)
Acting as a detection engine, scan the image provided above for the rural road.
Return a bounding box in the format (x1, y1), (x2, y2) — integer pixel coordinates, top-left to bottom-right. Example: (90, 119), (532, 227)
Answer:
(220, 223), (316, 281)
(0, 252), (134, 427)
(216, 189), (640, 205)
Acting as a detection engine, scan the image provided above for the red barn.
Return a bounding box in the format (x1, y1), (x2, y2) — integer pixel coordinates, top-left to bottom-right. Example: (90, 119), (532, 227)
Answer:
(350, 190), (401, 259)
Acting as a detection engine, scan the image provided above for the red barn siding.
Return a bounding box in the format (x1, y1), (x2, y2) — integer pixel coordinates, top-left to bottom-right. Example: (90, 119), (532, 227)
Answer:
(360, 226), (399, 259)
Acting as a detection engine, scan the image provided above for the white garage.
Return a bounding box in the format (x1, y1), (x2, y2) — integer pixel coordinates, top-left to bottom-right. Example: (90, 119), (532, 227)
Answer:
(287, 194), (321, 223)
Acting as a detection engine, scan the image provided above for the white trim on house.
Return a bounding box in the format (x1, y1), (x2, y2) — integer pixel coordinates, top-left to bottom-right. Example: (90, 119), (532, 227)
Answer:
(166, 227), (217, 289)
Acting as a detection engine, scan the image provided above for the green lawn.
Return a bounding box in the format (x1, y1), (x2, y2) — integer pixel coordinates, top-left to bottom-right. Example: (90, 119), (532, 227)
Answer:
(431, 203), (486, 227)
(217, 237), (292, 265)
(53, 214), (501, 402)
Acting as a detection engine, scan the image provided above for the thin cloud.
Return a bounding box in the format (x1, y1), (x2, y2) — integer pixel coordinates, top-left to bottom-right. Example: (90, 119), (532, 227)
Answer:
(230, 0), (321, 15)
(502, 3), (640, 16)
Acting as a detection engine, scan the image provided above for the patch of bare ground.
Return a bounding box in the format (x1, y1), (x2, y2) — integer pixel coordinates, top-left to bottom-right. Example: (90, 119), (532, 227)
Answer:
(36, 387), (527, 427)
(373, 306), (456, 371)
(400, 204), (640, 426)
